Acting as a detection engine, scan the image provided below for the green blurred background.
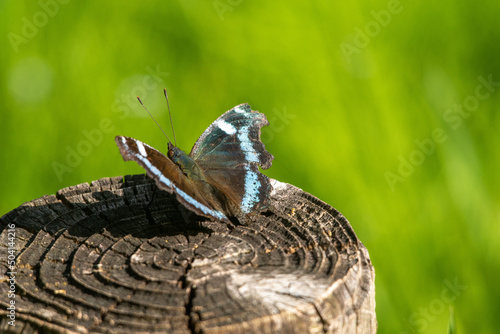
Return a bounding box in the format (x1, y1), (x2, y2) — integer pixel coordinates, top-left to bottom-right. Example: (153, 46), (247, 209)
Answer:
(1, 1), (499, 332)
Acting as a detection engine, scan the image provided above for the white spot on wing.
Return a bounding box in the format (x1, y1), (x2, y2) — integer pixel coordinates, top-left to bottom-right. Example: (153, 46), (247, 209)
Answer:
(136, 141), (147, 157)
(233, 105), (245, 113)
(217, 120), (236, 135)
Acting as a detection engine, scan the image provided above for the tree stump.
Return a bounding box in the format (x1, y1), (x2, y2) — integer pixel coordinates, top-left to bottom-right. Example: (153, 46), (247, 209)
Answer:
(0, 175), (376, 334)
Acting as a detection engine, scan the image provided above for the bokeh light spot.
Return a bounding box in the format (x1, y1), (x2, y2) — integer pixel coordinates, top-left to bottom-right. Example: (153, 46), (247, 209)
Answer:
(8, 57), (54, 105)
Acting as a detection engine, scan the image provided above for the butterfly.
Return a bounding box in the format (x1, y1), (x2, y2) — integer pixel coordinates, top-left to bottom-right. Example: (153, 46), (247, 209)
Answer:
(115, 102), (274, 223)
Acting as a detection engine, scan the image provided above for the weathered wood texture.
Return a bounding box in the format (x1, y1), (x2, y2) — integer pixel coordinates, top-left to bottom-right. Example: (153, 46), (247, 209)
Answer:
(0, 175), (376, 334)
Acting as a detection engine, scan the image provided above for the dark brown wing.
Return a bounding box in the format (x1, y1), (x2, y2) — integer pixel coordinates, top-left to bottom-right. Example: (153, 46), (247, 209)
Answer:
(189, 104), (274, 216)
(115, 136), (229, 222)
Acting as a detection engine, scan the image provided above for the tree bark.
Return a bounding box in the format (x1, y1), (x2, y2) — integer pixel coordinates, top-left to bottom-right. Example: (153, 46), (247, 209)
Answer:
(0, 175), (376, 333)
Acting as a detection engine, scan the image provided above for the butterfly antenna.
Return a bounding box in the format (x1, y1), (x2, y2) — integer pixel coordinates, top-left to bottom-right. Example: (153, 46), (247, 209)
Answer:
(164, 89), (177, 146)
(136, 96), (172, 144)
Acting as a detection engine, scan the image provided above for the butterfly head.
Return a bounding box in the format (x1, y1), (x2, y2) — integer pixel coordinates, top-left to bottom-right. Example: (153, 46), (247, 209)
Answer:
(167, 142), (182, 161)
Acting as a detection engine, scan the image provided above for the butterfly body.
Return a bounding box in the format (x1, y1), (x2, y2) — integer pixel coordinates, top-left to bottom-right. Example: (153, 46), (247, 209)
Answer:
(115, 103), (274, 223)
(168, 144), (205, 181)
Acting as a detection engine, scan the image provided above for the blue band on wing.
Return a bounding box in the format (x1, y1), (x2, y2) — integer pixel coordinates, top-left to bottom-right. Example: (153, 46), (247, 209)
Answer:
(241, 165), (260, 214)
(236, 125), (262, 213)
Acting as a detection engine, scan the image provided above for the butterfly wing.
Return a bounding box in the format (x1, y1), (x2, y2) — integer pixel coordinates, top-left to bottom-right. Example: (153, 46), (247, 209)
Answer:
(115, 136), (229, 222)
(189, 104), (274, 216)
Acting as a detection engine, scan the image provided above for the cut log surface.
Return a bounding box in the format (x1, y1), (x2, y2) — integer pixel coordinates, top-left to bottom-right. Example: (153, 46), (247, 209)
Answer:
(0, 175), (376, 334)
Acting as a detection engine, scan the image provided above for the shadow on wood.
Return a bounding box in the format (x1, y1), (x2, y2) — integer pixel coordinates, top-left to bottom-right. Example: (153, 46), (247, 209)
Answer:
(0, 175), (376, 333)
